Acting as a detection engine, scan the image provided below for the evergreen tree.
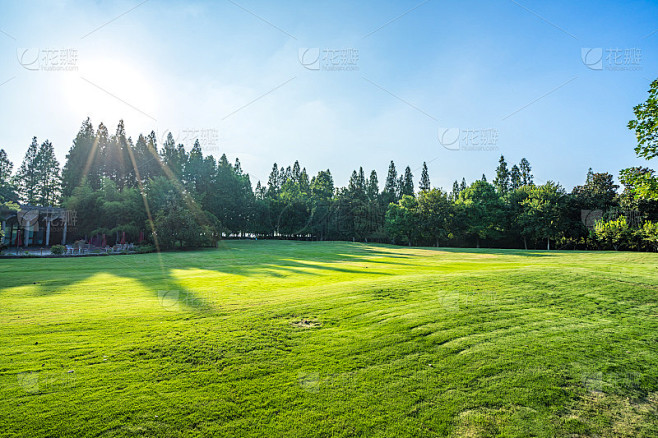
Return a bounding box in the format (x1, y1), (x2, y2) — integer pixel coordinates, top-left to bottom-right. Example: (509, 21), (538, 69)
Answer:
(61, 118), (95, 197)
(494, 155), (510, 194)
(519, 158), (533, 186)
(383, 160), (398, 203)
(419, 162), (431, 191)
(460, 178), (467, 192)
(481, 174), (487, 182)
(267, 163), (280, 198)
(0, 149), (17, 203)
(449, 180), (460, 201)
(367, 170), (379, 201)
(35, 140), (61, 206)
(400, 166), (414, 197)
(510, 165), (521, 190)
(15, 137), (40, 204)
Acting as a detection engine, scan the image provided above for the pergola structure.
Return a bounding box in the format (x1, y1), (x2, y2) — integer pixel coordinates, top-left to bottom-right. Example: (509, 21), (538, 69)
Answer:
(1, 205), (74, 248)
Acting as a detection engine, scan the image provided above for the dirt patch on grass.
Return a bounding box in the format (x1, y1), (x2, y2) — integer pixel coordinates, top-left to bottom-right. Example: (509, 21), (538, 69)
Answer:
(558, 391), (658, 437)
(291, 318), (321, 329)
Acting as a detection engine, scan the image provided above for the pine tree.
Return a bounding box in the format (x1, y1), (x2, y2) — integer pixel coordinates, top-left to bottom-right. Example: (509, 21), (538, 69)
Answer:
(493, 155), (510, 193)
(255, 181), (266, 199)
(519, 158), (533, 186)
(267, 163), (280, 198)
(61, 118), (95, 197)
(401, 166), (414, 197)
(510, 165), (521, 190)
(419, 162), (431, 191)
(94, 123), (109, 188)
(450, 180), (460, 201)
(15, 137), (40, 204)
(0, 149), (17, 203)
(460, 178), (467, 192)
(292, 161), (301, 183)
(367, 170), (379, 200)
(35, 140), (61, 206)
(383, 160), (398, 203)
(481, 174), (487, 182)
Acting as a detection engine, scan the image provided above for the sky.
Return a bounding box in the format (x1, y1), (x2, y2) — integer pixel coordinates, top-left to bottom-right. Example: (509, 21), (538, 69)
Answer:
(0, 0), (656, 191)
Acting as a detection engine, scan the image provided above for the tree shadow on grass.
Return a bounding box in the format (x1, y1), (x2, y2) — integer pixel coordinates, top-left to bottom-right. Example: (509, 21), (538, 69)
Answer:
(0, 241), (402, 312)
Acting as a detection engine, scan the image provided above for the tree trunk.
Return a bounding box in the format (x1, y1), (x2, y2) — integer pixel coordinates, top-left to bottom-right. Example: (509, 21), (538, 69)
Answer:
(523, 236), (528, 250)
(476, 237), (480, 248)
(546, 238), (550, 250)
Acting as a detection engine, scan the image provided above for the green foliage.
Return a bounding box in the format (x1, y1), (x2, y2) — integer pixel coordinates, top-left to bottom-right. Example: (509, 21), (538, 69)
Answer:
(50, 244), (65, 255)
(493, 155), (510, 194)
(456, 180), (503, 246)
(628, 78), (658, 160)
(518, 182), (568, 249)
(595, 216), (632, 250)
(385, 195), (419, 245)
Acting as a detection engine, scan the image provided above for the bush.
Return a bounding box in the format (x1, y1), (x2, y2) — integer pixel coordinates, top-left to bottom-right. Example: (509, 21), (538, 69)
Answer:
(50, 244), (66, 255)
(136, 244), (156, 254)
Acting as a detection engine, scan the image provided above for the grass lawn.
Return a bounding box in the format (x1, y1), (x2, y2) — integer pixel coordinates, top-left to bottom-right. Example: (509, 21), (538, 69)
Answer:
(1, 241), (658, 437)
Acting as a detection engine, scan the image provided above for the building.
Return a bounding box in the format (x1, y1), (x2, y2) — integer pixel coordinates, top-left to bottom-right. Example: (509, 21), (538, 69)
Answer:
(1, 205), (75, 248)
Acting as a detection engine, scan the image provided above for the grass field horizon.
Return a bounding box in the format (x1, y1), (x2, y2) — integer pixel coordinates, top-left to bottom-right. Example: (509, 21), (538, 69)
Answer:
(2, 240), (658, 437)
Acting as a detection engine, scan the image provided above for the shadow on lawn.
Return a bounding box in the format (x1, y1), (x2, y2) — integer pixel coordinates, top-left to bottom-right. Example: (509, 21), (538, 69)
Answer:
(0, 241), (562, 312)
(0, 241), (403, 312)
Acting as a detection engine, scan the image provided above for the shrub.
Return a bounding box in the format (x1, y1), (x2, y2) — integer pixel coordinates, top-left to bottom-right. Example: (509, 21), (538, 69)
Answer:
(136, 244), (156, 254)
(50, 244), (66, 255)
(594, 216), (631, 250)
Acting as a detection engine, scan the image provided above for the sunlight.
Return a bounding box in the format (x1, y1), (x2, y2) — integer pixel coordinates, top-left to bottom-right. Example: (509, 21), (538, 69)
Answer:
(62, 57), (158, 124)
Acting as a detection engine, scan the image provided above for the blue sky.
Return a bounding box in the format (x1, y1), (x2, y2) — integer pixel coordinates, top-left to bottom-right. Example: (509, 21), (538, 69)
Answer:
(0, 0), (656, 191)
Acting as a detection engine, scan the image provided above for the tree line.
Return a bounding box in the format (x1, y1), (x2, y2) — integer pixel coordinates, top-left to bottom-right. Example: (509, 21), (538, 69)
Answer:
(1, 79), (658, 251)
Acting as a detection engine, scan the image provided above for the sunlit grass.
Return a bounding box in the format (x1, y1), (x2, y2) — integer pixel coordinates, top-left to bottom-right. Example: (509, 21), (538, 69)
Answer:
(1, 241), (657, 437)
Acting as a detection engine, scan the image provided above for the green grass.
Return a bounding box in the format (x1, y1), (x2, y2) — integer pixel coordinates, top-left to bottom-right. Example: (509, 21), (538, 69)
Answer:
(1, 241), (658, 437)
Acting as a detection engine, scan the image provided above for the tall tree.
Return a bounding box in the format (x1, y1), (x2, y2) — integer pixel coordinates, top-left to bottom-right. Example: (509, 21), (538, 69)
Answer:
(399, 166), (414, 197)
(15, 137), (40, 205)
(519, 158), (533, 186)
(62, 118), (96, 197)
(267, 163), (281, 198)
(35, 140), (61, 206)
(367, 170), (379, 201)
(621, 79), (658, 200)
(419, 162), (431, 191)
(0, 149), (17, 203)
(510, 165), (521, 190)
(383, 160), (398, 204)
(493, 155), (510, 194)
(456, 180), (503, 248)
